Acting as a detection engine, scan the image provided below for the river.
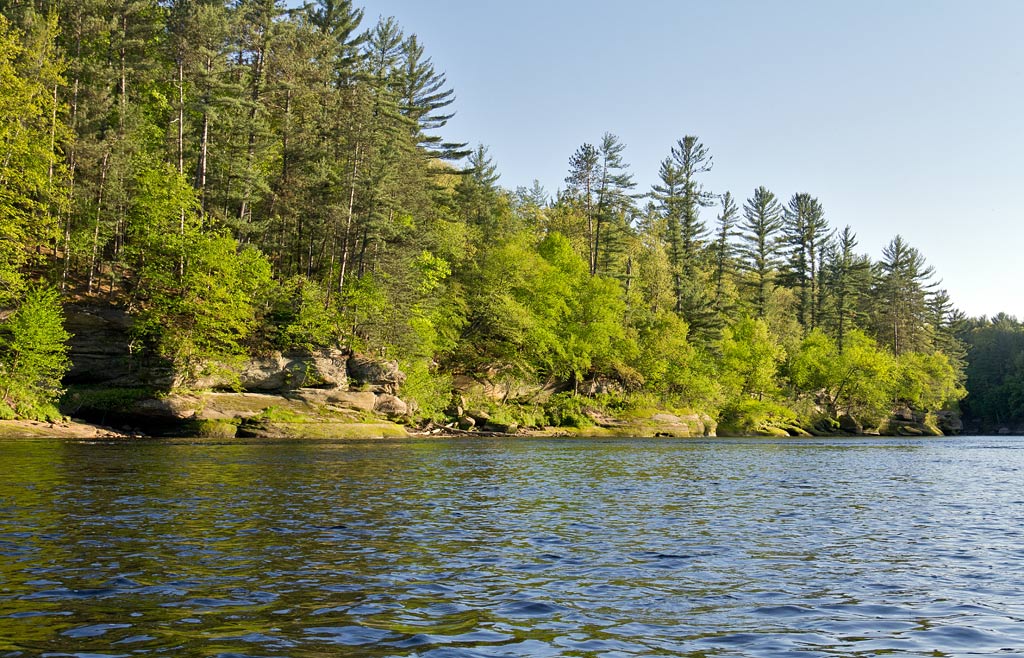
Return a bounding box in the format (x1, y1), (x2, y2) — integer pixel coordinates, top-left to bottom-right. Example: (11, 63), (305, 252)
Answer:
(0, 436), (1021, 656)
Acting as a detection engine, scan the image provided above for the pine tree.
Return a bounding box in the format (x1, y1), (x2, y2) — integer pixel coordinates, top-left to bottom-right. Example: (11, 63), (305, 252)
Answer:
(822, 225), (871, 351)
(738, 186), (785, 318)
(873, 235), (936, 355)
(593, 132), (635, 278)
(457, 143), (505, 235)
(564, 142), (600, 271)
(398, 34), (467, 160)
(0, 12), (67, 302)
(782, 193), (831, 331)
(713, 191), (739, 308)
(928, 287), (967, 374)
(650, 136), (713, 329)
(307, 0), (364, 87)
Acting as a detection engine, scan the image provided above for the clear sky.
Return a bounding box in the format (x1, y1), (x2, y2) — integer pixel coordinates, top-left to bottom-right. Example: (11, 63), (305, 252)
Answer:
(358, 0), (1024, 319)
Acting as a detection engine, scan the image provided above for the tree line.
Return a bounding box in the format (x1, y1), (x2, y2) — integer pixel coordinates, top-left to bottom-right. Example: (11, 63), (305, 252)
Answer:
(0, 0), (983, 432)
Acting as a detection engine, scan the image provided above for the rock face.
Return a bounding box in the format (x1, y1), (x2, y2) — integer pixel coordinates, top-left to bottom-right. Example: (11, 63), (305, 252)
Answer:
(451, 374), (555, 403)
(622, 412), (716, 438)
(191, 349), (350, 392)
(934, 410), (964, 435)
(63, 304), (412, 434)
(63, 305), (174, 388)
(348, 355), (406, 394)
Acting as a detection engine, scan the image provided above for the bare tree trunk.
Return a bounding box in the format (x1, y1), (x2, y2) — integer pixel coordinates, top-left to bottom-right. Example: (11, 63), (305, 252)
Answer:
(62, 30), (83, 290)
(87, 153), (111, 295)
(196, 110), (209, 208)
(337, 144), (360, 297)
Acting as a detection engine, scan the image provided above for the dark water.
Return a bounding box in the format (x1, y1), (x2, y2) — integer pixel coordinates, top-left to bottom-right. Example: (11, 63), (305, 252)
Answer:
(0, 437), (1023, 657)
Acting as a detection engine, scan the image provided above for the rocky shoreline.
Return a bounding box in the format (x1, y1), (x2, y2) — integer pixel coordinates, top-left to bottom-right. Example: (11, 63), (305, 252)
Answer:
(0, 304), (964, 441)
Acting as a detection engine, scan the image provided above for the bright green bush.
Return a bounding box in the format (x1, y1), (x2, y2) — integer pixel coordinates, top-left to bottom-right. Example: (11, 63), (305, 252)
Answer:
(0, 285), (70, 421)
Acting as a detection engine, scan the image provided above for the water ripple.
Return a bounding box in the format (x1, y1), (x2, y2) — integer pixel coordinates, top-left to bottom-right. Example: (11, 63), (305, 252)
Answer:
(0, 436), (1023, 656)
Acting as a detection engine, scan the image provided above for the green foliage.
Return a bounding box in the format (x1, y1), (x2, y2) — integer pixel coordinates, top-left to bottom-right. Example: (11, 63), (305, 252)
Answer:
(788, 328), (896, 423)
(61, 386), (156, 414)
(632, 311), (721, 409)
(0, 285), (71, 420)
(192, 418), (238, 439)
(398, 357), (452, 422)
(0, 2), (985, 436)
(894, 351), (965, 412)
(0, 13), (68, 304)
(254, 405), (308, 424)
(266, 277), (344, 351)
(544, 392), (593, 428)
(959, 315), (1024, 424)
(129, 166), (274, 379)
(719, 316), (784, 402)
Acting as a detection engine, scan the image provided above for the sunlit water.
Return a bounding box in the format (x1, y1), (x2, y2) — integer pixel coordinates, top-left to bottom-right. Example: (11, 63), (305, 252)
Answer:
(0, 437), (1022, 657)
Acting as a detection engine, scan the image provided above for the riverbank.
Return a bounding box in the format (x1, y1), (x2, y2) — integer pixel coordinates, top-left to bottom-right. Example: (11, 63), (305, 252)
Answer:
(0, 419), (132, 439)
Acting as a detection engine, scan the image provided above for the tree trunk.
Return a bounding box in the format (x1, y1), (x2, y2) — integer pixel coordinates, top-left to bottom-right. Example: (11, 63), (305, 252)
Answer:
(87, 153), (110, 295)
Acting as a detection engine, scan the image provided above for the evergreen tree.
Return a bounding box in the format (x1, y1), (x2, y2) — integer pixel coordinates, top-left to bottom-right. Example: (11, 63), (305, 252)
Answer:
(738, 186), (785, 318)
(712, 191), (739, 309)
(0, 12), (67, 302)
(593, 132), (636, 278)
(307, 0), (364, 87)
(564, 142), (600, 273)
(822, 225), (871, 351)
(928, 287), (967, 374)
(873, 234), (936, 355)
(398, 33), (467, 160)
(782, 193), (830, 330)
(457, 143), (507, 235)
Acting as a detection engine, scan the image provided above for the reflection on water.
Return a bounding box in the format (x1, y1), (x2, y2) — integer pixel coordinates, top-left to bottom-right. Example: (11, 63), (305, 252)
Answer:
(0, 437), (1022, 656)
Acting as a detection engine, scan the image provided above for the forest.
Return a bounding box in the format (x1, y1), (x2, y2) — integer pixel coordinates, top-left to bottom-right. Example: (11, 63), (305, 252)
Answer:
(0, 0), (1020, 435)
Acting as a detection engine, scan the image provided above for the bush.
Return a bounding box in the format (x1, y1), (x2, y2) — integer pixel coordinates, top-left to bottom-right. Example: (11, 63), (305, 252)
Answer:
(399, 358), (452, 422)
(544, 392), (593, 428)
(0, 285), (71, 421)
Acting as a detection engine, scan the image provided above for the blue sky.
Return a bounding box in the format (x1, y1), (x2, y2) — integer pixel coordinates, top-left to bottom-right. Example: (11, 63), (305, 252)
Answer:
(356, 0), (1024, 318)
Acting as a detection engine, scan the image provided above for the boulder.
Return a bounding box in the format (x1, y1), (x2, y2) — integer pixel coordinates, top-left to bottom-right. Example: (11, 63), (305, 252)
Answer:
(838, 414), (863, 434)
(231, 355), (296, 391)
(374, 394), (409, 418)
(934, 410), (963, 435)
(293, 389), (377, 412)
(301, 349), (349, 388)
(893, 405), (915, 422)
(467, 409), (491, 424)
(128, 395), (199, 420)
(458, 415), (476, 430)
(451, 374), (543, 402)
(483, 422), (519, 434)
(755, 426), (792, 437)
(347, 354), (405, 394)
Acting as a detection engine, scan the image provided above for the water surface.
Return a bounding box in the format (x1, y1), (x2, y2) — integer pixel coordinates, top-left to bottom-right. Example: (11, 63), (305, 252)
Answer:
(0, 436), (1022, 656)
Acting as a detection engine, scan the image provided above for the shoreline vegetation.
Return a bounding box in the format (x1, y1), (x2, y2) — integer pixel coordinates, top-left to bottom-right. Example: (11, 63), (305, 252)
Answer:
(0, 2), (1022, 440)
